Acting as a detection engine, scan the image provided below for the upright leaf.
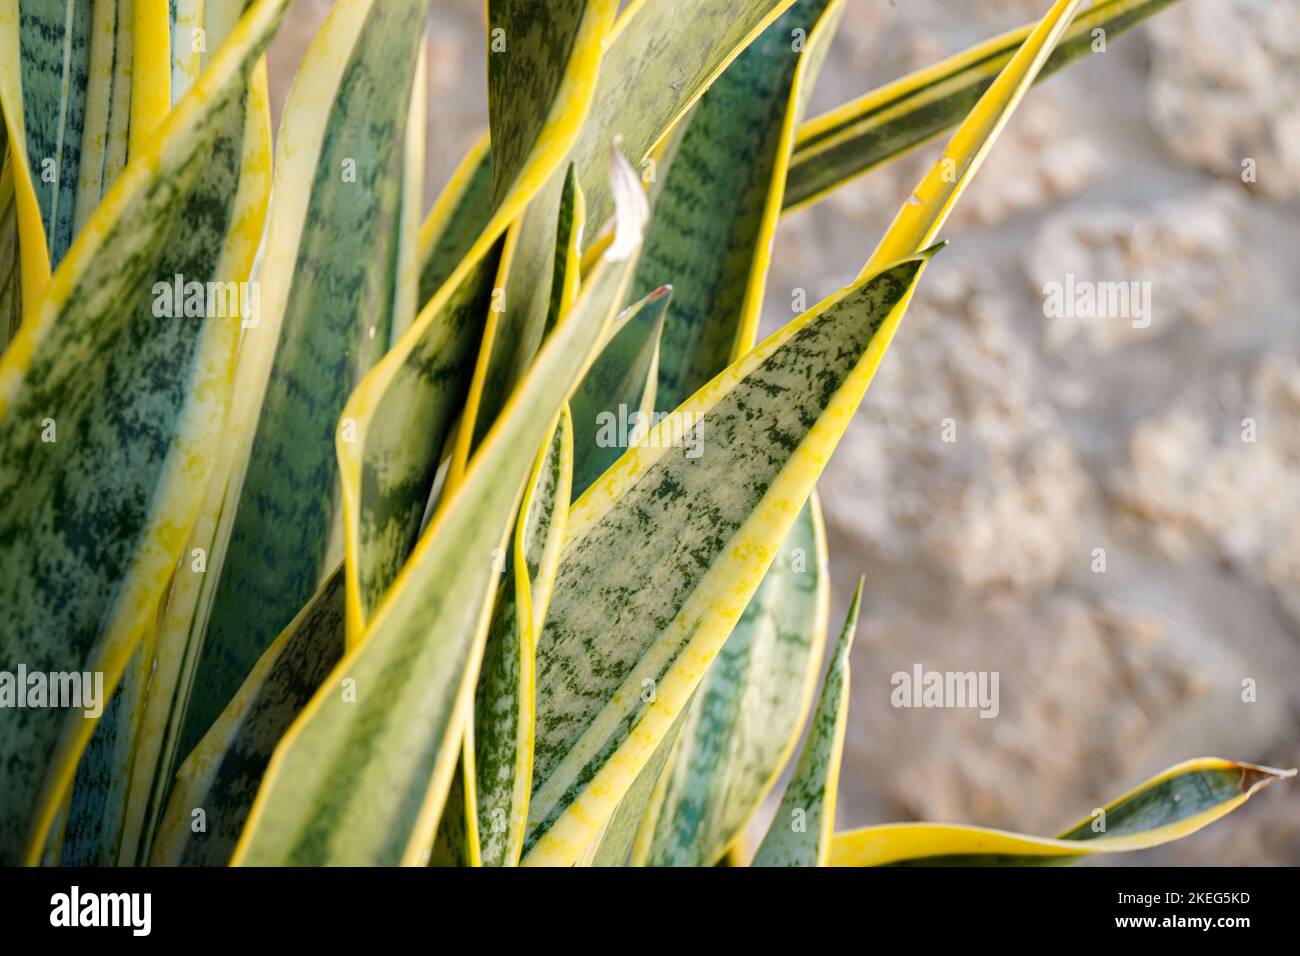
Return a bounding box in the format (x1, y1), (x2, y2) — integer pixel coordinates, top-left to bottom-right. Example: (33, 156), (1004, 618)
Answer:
(176, 0), (432, 761)
(230, 155), (646, 866)
(0, 0), (291, 865)
(471, 408), (573, 866)
(752, 580), (861, 867)
(522, 249), (937, 867)
(617, 0), (842, 868)
(339, 2), (614, 640)
(437, 0), (802, 467)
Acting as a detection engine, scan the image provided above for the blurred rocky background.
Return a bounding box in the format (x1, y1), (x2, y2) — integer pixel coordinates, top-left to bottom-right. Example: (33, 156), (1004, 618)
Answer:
(266, 0), (1300, 864)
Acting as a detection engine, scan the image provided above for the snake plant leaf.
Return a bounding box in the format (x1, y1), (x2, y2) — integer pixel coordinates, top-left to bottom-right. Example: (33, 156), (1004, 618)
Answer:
(570, 284), (670, 496)
(521, 247), (937, 867)
(350, 165), (579, 635)
(170, 0), (205, 102)
(429, 0), (802, 465)
(830, 759), (1296, 866)
(633, 0), (842, 413)
(584, 704), (688, 866)
(636, 497), (829, 866)
(0, 0), (290, 866)
(149, 571), (346, 866)
(0, 0), (173, 284)
(423, 0), (620, 481)
(66, 6), (275, 869)
(433, 408), (574, 866)
(176, 0), (432, 759)
(861, 0), (1080, 278)
(751, 579), (861, 867)
(467, 407), (574, 866)
(339, 2), (613, 641)
(785, 0), (1176, 212)
(615, 0), (840, 869)
(229, 155), (644, 867)
(0, 142), (20, 345)
(631, 2), (1082, 869)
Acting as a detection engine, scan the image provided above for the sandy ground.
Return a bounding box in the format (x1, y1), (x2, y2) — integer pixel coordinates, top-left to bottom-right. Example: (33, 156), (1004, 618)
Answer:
(266, 0), (1300, 864)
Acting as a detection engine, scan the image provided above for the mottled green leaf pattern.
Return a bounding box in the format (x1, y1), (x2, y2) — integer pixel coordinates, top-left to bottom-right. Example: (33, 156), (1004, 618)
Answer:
(151, 570), (346, 866)
(640, 498), (827, 866)
(752, 579), (860, 867)
(632, 0), (841, 412)
(0, 0), (291, 865)
(179, 0), (432, 759)
(569, 284), (669, 496)
(231, 205), (640, 865)
(17, 0), (93, 267)
(524, 252), (935, 865)
(471, 410), (572, 867)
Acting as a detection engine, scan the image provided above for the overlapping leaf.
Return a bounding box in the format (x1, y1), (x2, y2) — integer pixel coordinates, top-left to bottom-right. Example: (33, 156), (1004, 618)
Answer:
(230, 155), (646, 866)
(521, 0), (1083, 867)
(340, 1), (615, 640)
(175, 0), (432, 765)
(784, 0), (1179, 211)
(0, 0), (290, 865)
(619, 0), (842, 869)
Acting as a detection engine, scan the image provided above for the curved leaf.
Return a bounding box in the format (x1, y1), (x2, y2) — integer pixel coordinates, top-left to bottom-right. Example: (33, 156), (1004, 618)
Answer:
(830, 760), (1295, 866)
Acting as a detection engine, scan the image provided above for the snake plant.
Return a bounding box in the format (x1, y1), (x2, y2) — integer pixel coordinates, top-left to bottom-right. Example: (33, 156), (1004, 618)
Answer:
(0, 0), (1288, 868)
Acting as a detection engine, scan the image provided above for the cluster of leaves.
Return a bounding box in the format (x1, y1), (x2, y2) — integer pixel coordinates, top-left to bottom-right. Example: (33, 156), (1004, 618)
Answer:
(0, 0), (1288, 868)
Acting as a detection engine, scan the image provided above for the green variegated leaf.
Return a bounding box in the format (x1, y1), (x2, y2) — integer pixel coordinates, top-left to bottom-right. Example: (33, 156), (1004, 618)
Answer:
(785, 0), (1178, 211)
(830, 760), (1295, 866)
(522, 250), (936, 867)
(637, 497), (828, 866)
(465, 407), (573, 867)
(605, 0), (841, 869)
(67, 1), (275, 869)
(569, 284), (670, 496)
(340, 2), (614, 641)
(437, 0), (803, 467)
(0, 140), (20, 346)
(149, 571), (346, 866)
(176, 0), (432, 763)
(230, 156), (645, 866)
(585, 705), (688, 867)
(752, 579), (860, 867)
(0, 0), (290, 866)
(0, 0), (173, 283)
(633, 0), (842, 412)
